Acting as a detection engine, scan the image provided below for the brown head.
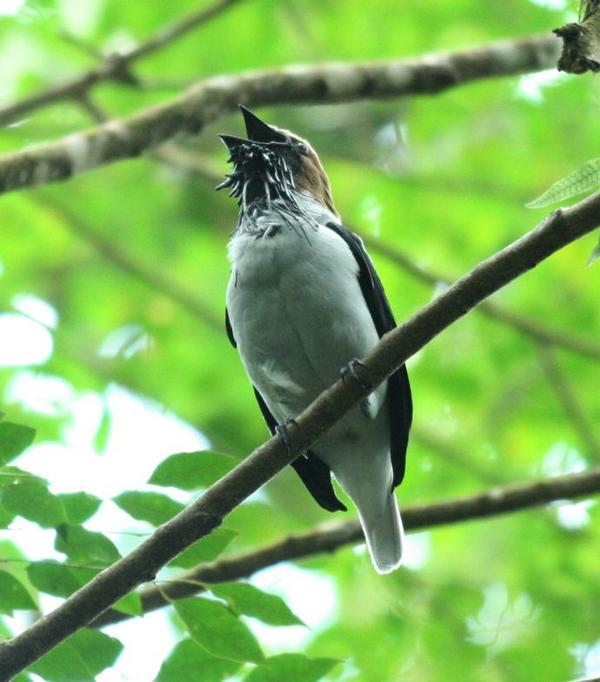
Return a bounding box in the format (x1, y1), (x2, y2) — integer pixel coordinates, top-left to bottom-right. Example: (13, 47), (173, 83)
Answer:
(218, 106), (338, 217)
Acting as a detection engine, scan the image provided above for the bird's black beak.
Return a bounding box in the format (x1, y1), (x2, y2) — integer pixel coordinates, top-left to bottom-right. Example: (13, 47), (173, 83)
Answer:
(218, 134), (248, 152)
(240, 105), (287, 144)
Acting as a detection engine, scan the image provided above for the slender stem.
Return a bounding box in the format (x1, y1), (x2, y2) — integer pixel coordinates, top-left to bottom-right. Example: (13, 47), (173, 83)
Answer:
(537, 343), (600, 460)
(33, 194), (222, 332)
(0, 0), (245, 126)
(93, 463), (600, 626)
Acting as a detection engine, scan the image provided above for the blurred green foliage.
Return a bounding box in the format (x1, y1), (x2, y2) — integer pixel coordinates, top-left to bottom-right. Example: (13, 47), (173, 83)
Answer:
(1, 0), (600, 680)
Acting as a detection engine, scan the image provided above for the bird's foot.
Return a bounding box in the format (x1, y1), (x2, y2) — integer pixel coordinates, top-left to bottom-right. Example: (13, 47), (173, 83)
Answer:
(341, 359), (378, 419)
(340, 358), (372, 390)
(275, 418), (298, 455)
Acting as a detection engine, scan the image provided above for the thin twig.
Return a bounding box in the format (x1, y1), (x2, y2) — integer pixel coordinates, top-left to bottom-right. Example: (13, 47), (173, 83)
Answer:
(0, 183), (599, 678)
(93, 463), (600, 626)
(125, 0), (243, 62)
(0, 34), (560, 196)
(33, 193), (222, 332)
(0, 0), (244, 126)
(537, 343), (600, 460)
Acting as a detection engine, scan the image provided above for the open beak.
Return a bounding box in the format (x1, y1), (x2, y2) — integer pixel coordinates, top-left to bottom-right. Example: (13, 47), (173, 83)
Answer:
(240, 105), (287, 144)
(218, 134), (249, 152)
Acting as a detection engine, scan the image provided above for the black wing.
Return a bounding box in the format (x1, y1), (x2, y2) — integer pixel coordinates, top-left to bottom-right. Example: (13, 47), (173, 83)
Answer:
(326, 222), (413, 488)
(225, 308), (347, 512)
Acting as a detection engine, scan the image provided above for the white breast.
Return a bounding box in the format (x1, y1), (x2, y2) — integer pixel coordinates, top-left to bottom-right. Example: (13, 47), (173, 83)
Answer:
(226, 194), (382, 422)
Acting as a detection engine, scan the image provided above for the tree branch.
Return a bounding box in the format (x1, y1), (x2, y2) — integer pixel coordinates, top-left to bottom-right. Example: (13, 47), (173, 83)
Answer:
(149, 147), (600, 361)
(34, 193), (223, 332)
(537, 342), (600, 460)
(554, 0), (600, 73)
(0, 0), (244, 126)
(360, 232), (600, 361)
(0, 183), (598, 679)
(0, 34), (559, 197)
(93, 463), (600, 626)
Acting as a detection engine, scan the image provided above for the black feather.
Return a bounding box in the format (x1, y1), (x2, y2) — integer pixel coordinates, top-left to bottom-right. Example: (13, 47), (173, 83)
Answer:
(225, 307), (346, 512)
(325, 222), (413, 488)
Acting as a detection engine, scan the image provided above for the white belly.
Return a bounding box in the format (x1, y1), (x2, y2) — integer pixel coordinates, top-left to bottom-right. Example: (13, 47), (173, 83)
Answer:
(226, 217), (384, 426)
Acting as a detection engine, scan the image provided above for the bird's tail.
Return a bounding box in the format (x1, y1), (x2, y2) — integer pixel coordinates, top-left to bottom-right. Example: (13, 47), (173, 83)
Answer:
(324, 447), (403, 573)
(357, 491), (404, 574)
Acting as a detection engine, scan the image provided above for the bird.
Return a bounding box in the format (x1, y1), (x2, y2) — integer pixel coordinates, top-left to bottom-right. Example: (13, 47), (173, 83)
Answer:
(218, 106), (412, 573)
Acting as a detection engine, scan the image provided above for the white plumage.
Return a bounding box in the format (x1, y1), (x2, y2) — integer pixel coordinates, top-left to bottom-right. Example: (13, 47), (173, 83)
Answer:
(226, 192), (403, 573)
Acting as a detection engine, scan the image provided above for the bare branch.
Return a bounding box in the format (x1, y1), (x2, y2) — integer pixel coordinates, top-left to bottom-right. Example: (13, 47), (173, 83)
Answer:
(0, 0), (244, 126)
(554, 1), (600, 73)
(34, 194), (222, 331)
(537, 343), (600, 460)
(361, 233), (600, 361)
(93, 463), (600, 626)
(0, 34), (559, 197)
(0, 182), (598, 678)
(125, 0), (243, 62)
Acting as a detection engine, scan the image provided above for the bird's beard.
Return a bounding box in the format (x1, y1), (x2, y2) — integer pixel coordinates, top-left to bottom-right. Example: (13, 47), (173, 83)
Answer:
(217, 142), (319, 242)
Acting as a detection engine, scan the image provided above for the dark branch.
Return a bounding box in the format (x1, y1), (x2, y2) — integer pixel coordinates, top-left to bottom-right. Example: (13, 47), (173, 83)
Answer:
(0, 34), (559, 197)
(0, 183), (598, 678)
(0, 0), (244, 126)
(554, 1), (600, 73)
(360, 232), (600, 361)
(93, 464), (600, 626)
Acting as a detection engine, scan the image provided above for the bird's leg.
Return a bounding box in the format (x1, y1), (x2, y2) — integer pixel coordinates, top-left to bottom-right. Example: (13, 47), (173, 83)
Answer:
(341, 358), (379, 420)
(340, 358), (371, 390)
(275, 418), (298, 455)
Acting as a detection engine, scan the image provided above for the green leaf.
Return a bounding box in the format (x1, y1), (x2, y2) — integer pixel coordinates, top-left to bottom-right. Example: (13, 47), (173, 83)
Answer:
(0, 503), (16, 528)
(27, 560), (98, 599)
(1, 478), (66, 527)
(55, 525), (120, 566)
(245, 654), (340, 682)
(58, 492), (102, 524)
(210, 582), (305, 626)
(0, 422), (36, 464)
(28, 628), (123, 682)
(0, 467), (39, 487)
(588, 234), (600, 266)
(0, 570), (36, 615)
(175, 597), (264, 663)
(93, 402), (111, 453)
(169, 528), (237, 568)
(526, 158), (600, 208)
(156, 639), (241, 682)
(113, 490), (185, 526)
(149, 451), (238, 490)
(113, 591), (143, 617)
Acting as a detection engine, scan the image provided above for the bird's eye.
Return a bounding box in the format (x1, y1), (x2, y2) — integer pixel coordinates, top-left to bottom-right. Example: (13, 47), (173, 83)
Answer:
(296, 142), (309, 155)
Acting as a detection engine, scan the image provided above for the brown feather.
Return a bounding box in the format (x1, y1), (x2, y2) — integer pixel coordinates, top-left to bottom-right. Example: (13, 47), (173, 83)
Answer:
(271, 126), (339, 218)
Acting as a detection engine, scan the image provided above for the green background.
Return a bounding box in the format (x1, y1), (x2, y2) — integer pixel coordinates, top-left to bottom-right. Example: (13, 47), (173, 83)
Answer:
(1, 0), (599, 680)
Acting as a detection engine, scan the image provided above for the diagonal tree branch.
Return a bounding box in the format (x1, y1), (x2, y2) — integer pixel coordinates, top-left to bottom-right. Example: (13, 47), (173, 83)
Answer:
(0, 183), (598, 679)
(93, 463), (600, 627)
(0, 0), (245, 126)
(360, 232), (600, 361)
(34, 193), (223, 332)
(0, 34), (559, 197)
